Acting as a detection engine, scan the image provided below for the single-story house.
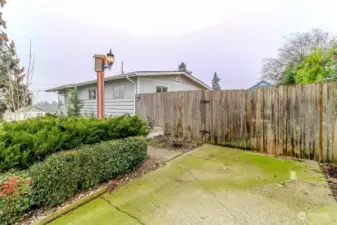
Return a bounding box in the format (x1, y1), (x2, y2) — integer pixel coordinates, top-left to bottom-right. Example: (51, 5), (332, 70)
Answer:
(46, 71), (210, 117)
(248, 80), (273, 89)
(248, 80), (273, 103)
(2, 105), (47, 121)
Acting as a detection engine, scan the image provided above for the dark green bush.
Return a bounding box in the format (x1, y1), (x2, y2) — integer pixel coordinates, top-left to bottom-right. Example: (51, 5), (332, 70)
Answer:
(29, 137), (147, 207)
(29, 153), (80, 207)
(0, 172), (33, 225)
(0, 137), (147, 224)
(0, 115), (148, 172)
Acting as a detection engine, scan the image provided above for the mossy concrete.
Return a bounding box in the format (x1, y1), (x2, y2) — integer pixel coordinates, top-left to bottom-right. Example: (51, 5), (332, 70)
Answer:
(50, 144), (337, 225)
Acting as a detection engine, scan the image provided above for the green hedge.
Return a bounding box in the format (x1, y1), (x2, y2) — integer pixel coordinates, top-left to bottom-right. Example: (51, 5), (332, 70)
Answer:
(0, 137), (148, 224)
(0, 114), (148, 172)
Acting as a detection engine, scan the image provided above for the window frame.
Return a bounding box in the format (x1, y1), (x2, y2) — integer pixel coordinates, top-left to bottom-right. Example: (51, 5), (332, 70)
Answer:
(113, 84), (126, 99)
(88, 88), (97, 100)
(155, 84), (169, 93)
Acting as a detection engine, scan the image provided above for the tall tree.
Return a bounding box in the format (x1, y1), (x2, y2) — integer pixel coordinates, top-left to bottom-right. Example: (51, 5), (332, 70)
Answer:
(211, 72), (221, 90)
(295, 46), (337, 84)
(178, 62), (192, 75)
(0, 1), (33, 114)
(261, 28), (337, 83)
(67, 86), (83, 116)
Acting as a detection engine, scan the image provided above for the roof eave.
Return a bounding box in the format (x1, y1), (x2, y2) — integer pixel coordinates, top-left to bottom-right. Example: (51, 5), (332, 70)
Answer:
(44, 71), (210, 92)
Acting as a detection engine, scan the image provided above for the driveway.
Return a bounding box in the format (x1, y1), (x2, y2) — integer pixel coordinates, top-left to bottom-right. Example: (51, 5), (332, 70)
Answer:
(50, 145), (337, 225)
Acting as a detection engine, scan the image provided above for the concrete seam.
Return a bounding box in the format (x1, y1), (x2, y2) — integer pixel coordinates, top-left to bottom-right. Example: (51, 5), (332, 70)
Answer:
(100, 196), (145, 225)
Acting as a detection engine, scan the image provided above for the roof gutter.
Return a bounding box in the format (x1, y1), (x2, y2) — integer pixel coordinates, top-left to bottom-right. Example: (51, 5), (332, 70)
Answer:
(125, 74), (135, 84)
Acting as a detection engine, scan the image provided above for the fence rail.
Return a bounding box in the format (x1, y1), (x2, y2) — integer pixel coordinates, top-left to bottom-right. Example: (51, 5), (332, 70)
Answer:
(136, 82), (337, 162)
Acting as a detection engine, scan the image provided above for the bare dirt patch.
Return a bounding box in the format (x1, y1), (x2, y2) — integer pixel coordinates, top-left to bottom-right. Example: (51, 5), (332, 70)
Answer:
(322, 163), (337, 201)
(149, 135), (202, 152)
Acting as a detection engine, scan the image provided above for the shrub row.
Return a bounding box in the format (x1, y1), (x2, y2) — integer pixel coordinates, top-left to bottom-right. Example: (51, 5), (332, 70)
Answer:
(0, 114), (148, 172)
(0, 137), (148, 225)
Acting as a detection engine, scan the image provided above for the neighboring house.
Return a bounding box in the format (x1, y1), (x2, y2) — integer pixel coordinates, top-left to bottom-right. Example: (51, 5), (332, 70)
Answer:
(248, 80), (273, 89)
(46, 71), (210, 117)
(248, 80), (273, 103)
(3, 105), (47, 121)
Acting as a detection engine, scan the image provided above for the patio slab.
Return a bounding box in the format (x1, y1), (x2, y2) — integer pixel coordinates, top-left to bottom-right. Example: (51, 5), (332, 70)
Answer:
(50, 145), (337, 225)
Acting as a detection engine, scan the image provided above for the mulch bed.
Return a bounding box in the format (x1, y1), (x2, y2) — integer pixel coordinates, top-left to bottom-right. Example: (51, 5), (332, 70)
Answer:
(321, 163), (337, 201)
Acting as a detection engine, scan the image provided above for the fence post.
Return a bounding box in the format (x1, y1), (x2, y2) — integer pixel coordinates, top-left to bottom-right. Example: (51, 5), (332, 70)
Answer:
(319, 83), (323, 162)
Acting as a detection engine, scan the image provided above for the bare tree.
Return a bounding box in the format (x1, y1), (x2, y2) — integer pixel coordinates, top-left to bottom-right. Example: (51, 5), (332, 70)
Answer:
(0, 1), (34, 119)
(0, 40), (34, 119)
(261, 28), (337, 83)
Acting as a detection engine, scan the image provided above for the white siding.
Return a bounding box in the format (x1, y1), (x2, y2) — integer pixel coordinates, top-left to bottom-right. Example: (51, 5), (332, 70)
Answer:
(57, 75), (204, 117)
(77, 78), (135, 101)
(104, 78), (136, 99)
(138, 75), (203, 93)
(74, 78), (136, 117)
(80, 99), (135, 117)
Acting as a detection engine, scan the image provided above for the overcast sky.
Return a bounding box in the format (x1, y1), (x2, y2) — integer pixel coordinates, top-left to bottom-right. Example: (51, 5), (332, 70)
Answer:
(3, 0), (337, 102)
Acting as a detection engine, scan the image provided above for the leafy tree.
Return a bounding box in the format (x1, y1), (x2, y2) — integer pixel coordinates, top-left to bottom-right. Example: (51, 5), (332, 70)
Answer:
(67, 86), (83, 116)
(278, 66), (298, 85)
(262, 28), (337, 83)
(178, 62), (192, 75)
(0, 1), (33, 114)
(211, 72), (221, 90)
(295, 46), (337, 84)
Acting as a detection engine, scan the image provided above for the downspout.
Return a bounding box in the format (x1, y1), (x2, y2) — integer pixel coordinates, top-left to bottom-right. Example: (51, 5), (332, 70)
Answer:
(125, 74), (136, 115)
(126, 74), (135, 84)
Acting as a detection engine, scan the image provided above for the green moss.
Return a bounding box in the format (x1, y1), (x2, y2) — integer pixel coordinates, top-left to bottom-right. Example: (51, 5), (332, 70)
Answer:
(50, 198), (138, 225)
(51, 144), (336, 225)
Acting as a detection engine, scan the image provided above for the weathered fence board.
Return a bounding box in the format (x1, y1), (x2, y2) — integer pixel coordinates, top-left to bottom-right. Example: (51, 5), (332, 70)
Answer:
(136, 82), (337, 162)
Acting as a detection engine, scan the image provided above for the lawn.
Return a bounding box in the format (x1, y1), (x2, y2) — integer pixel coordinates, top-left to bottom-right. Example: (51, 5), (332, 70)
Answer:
(50, 144), (337, 225)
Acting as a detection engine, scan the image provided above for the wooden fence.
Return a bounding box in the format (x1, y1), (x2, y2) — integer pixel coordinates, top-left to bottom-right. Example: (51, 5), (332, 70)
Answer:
(136, 82), (337, 162)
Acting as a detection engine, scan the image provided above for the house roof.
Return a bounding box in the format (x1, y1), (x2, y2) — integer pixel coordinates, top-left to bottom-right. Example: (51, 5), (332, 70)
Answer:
(45, 71), (211, 92)
(248, 80), (273, 89)
(18, 105), (47, 113)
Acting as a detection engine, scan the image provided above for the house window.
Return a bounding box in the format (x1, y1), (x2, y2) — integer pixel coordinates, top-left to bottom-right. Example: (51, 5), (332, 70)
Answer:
(113, 84), (125, 99)
(156, 85), (168, 93)
(37, 113), (43, 117)
(88, 88), (96, 100)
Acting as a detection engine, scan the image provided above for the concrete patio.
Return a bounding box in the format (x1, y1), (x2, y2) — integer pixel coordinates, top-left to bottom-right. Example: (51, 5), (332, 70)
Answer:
(50, 145), (337, 225)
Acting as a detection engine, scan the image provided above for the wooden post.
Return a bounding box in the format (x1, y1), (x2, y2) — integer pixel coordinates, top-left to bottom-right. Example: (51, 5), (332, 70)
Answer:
(319, 83), (323, 162)
(97, 71), (104, 119)
(94, 55), (105, 119)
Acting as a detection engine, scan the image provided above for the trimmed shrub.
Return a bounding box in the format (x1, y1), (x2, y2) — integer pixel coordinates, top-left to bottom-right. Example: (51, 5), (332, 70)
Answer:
(0, 172), (33, 225)
(29, 153), (80, 207)
(0, 114), (148, 172)
(29, 137), (147, 207)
